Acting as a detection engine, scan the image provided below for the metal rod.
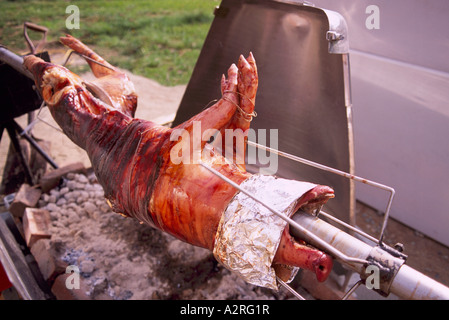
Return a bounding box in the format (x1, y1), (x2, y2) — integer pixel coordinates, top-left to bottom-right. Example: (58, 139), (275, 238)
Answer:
(79, 53), (115, 70)
(276, 276), (306, 300)
(63, 49), (115, 71)
(291, 211), (372, 273)
(0, 46), (33, 79)
(318, 210), (379, 244)
(61, 49), (76, 68)
(391, 264), (449, 300)
(13, 120), (58, 169)
(246, 140), (395, 245)
(202, 162), (449, 299)
(200, 162), (368, 266)
(378, 190), (395, 244)
(290, 212), (449, 300)
(341, 280), (362, 300)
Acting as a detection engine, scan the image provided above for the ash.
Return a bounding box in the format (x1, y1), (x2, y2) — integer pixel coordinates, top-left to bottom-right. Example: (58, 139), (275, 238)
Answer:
(39, 172), (289, 300)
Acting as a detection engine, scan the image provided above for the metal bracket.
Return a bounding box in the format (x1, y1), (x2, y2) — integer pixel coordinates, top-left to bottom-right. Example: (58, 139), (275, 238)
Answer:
(361, 246), (406, 297)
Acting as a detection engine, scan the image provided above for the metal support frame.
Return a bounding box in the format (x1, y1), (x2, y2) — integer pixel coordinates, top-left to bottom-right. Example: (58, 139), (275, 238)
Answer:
(0, 46), (59, 188)
(201, 141), (449, 300)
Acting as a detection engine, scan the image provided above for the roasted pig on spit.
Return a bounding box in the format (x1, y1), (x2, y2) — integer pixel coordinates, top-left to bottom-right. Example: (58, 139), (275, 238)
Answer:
(24, 35), (335, 289)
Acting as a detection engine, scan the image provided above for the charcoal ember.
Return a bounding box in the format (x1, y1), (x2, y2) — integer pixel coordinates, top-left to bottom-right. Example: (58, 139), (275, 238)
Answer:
(37, 172), (290, 300)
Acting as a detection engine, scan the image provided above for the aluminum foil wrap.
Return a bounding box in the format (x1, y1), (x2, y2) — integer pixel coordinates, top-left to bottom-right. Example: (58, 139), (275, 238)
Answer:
(213, 174), (316, 290)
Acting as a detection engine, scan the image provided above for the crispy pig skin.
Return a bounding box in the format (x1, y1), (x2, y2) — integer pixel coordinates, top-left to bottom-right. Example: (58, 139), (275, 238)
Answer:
(24, 37), (335, 282)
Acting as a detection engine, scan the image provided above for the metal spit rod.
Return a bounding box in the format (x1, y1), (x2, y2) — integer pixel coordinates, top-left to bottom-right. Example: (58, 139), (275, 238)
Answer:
(0, 46), (33, 79)
(200, 142), (449, 300)
(291, 211), (449, 300)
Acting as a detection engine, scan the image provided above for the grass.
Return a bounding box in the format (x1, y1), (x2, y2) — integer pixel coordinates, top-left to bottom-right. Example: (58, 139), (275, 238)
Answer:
(0, 0), (218, 85)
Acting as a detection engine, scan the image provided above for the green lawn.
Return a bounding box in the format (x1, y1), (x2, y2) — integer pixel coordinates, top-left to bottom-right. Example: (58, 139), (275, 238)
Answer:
(0, 0), (218, 86)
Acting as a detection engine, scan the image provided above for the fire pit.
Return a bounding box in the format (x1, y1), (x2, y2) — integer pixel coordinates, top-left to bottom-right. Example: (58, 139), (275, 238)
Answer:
(36, 171), (291, 300)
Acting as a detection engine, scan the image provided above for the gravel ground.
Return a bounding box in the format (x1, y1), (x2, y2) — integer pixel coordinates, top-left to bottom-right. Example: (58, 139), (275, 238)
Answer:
(38, 172), (292, 300)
